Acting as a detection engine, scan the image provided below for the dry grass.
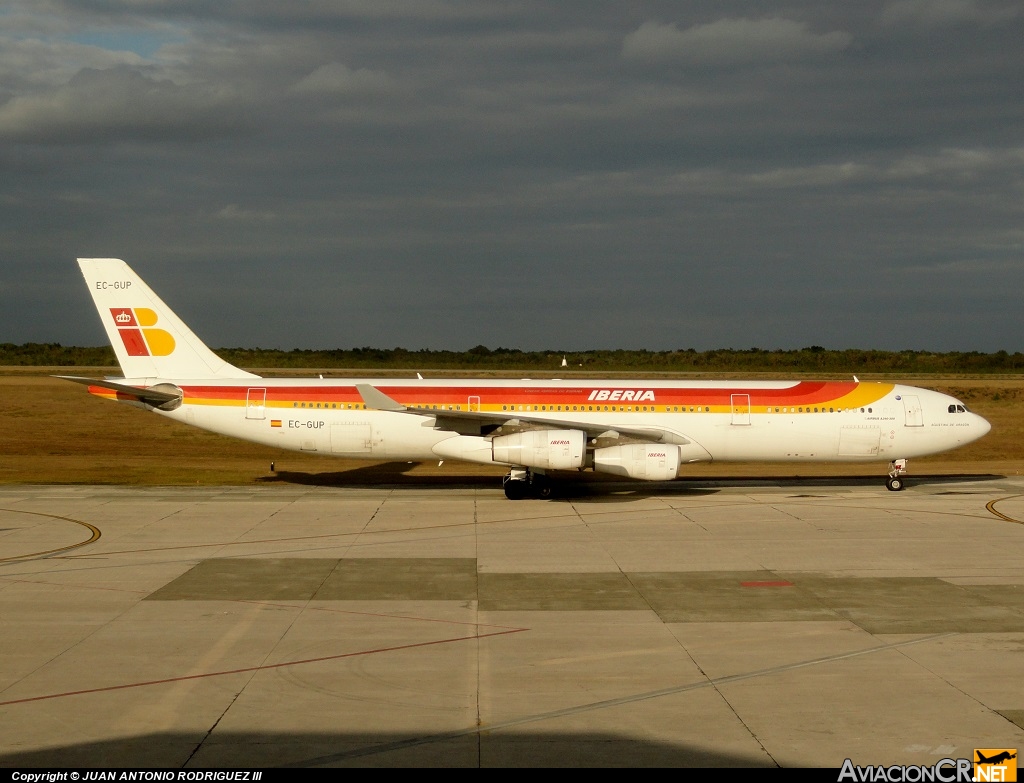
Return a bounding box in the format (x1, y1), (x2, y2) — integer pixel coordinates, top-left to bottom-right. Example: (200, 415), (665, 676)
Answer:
(2, 372), (1022, 486)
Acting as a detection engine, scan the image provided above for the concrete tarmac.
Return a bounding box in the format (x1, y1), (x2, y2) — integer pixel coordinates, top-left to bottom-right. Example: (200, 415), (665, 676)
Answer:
(1, 476), (1024, 768)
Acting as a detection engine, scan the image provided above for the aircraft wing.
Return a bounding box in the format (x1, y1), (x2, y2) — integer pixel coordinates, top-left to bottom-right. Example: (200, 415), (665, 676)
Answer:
(356, 383), (693, 445)
(56, 376), (183, 410)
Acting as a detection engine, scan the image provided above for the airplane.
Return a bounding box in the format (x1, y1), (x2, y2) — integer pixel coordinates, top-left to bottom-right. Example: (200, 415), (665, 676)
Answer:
(976, 751), (1016, 765)
(59, 258), (991, 499)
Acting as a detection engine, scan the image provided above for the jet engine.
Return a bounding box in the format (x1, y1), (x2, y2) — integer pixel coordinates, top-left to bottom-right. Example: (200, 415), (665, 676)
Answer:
(491, 429), (586, 470)
(593, 443), (681, 481)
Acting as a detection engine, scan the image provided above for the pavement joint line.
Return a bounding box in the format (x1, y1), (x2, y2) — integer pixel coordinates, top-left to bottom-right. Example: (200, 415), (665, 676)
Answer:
(0, 576), (149, 595)
(0, 627), (526, 708)
(288, 631), (957, 765)
(188, 542), (360, 765)
(55, 511), (534, 559)
(243, 599), (526, 631)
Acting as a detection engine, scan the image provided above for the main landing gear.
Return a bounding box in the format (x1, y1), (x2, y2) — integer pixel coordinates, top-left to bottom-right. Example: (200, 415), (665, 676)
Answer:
(503, 467), (553, 500)
(887, 459), (908, 491)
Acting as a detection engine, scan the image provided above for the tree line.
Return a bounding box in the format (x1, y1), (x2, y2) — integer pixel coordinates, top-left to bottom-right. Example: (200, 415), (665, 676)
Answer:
(4, 342), (1024, 374)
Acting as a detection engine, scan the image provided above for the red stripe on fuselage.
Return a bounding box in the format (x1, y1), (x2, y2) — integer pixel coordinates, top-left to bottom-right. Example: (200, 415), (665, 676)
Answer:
(174, 381), (869, 408)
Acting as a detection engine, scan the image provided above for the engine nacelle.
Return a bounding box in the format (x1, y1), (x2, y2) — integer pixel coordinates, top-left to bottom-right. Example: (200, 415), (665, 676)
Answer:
(593, 443), (681, 481)
(491, 429), (586, 470)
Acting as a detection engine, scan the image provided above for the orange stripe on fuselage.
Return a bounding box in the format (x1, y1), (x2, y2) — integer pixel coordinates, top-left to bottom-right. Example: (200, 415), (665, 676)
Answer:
(171, 381), (895, 411)
(87, 386), (144, 404)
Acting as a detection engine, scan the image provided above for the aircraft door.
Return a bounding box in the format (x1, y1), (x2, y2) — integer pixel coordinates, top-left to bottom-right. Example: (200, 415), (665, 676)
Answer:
(331, 423), (372, 454)
(468, 396), (480, 412)
(839, 426), (881, 456)
(902, 395), (923, 427)
(730, 394), (751, 425)
(246, 388), (266, 420)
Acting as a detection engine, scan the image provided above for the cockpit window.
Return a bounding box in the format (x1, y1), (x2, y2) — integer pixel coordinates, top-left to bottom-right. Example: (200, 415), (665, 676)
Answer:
(948, 404), (968, 413)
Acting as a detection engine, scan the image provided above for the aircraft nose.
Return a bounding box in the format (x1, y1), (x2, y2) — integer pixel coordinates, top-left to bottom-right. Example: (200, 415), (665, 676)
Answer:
(974, 414), (991, 438)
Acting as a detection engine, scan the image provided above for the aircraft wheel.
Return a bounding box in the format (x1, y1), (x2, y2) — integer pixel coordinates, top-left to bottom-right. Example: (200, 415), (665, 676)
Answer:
(532, 481), (554, 499)
(504, 480), (527, 500)
(886, 477), (904, 492)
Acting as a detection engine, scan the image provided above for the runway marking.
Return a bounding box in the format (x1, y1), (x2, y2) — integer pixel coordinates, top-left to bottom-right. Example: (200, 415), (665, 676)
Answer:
(986, 495), (1024, 525)
(0, 626), (526, 708)
(289, 631), (957, 765)
(0, 508), (101, 562)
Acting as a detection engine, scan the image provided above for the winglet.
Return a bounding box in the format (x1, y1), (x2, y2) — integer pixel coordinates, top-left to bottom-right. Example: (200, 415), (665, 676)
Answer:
(356, 383), (407, 412)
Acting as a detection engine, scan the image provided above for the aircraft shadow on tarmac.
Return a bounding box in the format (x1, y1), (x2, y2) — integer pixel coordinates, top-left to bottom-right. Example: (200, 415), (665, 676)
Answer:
(0, 730), (776, 768)
(256, 461), (719, 500)
(255, 461), (1004, 503)
(258, 461), (501, 488)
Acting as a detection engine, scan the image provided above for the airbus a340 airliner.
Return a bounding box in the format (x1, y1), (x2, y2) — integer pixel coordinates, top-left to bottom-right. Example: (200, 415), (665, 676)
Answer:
(61, 258), (991, 498)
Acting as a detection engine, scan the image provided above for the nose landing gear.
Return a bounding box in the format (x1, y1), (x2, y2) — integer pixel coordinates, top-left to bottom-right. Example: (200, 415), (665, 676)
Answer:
(887, 459), (907, 491)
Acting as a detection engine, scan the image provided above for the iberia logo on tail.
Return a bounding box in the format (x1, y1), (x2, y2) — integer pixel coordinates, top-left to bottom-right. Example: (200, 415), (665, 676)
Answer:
(109, 308), (175, 357)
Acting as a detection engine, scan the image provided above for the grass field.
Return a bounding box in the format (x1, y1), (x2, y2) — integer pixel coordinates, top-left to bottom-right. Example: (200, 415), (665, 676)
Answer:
(2, 369), (1022, 486)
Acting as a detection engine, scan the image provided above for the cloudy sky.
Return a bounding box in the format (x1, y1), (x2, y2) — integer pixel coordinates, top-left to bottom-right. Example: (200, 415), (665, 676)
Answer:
(2, 1), (1022, 353)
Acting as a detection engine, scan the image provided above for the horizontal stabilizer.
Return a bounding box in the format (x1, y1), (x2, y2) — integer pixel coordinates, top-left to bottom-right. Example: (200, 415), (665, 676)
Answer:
(56, 376), (182, 409)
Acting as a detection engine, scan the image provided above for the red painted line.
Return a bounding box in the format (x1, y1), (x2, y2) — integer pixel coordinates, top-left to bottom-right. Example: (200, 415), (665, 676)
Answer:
(65, 516), (495, 558)
(741, 580), (794, 588)
(0, 627), (525, 707)
(4, 577), (148, 596)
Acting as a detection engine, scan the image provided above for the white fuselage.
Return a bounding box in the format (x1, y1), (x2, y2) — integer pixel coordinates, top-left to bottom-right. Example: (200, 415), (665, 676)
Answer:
(94, 377), (990, 473)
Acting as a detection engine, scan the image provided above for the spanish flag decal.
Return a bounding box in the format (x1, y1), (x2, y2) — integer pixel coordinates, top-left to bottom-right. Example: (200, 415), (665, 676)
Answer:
(110, 308), (175, 357)
(271, 420), (282, 428)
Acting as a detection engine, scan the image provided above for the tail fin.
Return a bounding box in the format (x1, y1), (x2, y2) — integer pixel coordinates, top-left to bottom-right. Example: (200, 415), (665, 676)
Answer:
(78, 258), (259, 380)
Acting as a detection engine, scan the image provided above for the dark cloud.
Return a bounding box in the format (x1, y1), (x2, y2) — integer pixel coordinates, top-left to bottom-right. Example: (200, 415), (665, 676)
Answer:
(621, 18), (853, 66)
(1, 1), (1022, 352)
(0, 66), (250, 142)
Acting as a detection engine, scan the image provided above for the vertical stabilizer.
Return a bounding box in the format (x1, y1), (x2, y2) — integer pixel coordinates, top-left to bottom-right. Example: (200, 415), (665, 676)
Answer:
(78, 258), (259, 380)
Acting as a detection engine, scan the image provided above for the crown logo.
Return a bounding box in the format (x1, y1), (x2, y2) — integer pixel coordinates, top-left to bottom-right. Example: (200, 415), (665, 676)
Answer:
(115, 311), (132, 323)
